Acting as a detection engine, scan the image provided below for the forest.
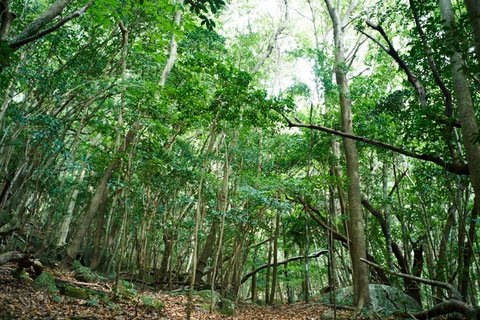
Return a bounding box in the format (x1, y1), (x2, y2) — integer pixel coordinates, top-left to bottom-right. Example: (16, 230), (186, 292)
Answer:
(0, 0), (480, 318)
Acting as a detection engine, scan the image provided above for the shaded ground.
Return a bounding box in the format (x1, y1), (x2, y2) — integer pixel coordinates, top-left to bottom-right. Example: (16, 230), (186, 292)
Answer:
(0, 264), (362, 319)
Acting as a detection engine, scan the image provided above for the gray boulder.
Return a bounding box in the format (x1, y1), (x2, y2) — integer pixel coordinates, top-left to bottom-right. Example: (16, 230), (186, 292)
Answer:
(318, 284), (422, 314)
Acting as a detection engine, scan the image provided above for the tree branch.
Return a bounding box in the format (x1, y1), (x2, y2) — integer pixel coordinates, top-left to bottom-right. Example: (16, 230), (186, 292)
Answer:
(409, 0), (453, 117)
(360, 258), (463, 300)
(359, 21), (460, 128)
(9, 1), (93, 49)
(407, 299), (479, 320)
(251, 0), (289, 73)
(240, 250), (327, 284)
(288, 195), (391, 284)
(282, 114), (468, 175)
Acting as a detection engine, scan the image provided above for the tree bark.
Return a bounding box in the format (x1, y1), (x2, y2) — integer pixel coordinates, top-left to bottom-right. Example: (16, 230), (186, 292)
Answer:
(187, 112), (219, 320)
(196, 219), (219, 284)
(0, 251), (28, 266)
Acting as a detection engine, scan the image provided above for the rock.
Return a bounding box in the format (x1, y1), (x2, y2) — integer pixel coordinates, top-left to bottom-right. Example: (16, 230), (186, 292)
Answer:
(141, 296), (164, 311)
(197, 290), (221, 304)
(64, 285), (89, 299)
(50, 295), (62, 302)
(196, 290), (236, 316)
(218, 298), (237, 316)
(31, 271), (58, 293)
(74, 266), (97, 282)
(318, 284), (422, 314)
(71, 261), (106, 283)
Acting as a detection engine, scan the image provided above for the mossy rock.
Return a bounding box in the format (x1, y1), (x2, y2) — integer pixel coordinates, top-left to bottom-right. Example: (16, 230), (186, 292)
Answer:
(70, 262), (107, 283)
(141, 296), (164, 311)
(64, 285), (89, 299)
(318, 284), (422, 314)
(50, 295), (62, 302)
(196, 290), (236, 316)
(74, 266), (98, 282)
(197, 290), (221, 304)
(218, 298), (237, 316)
(12, 268), (31, 281)
(117, 280), (137, 298)
(32, 271), (58, 293)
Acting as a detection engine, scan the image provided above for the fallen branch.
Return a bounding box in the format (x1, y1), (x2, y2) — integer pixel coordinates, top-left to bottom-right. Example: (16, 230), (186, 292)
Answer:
(0, 251), (28, 266)
(360, 258), (462, 300)
(240, 250), (327, 284)
(360, 258), (480, 319)
(405, 299), (479, 320)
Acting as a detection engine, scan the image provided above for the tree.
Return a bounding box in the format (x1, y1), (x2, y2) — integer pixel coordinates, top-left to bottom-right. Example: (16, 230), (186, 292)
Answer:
(323, 0), (371, 309)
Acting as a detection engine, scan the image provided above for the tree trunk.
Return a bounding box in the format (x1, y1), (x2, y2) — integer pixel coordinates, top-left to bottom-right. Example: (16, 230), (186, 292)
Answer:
(265, 238), (272, 303)
(60, 122), (140, 268)
(89, 185), (109, 270)
(196, 219), (219, 284)
(324, 0), (370, 309)
(269, 212), (280, 305)
(158, 0), (185, 86)
(210, 138), (230, 312)
(464, 0), (480, 58)
(187, 113), (219, 320)
(438, 0), (480, 300)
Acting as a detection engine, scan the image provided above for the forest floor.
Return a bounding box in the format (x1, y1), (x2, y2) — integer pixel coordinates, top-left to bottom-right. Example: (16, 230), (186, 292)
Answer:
(0, 263), (368, 320)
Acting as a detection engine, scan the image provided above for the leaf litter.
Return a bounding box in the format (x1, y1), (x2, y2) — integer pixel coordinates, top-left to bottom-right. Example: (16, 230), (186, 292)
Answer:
(0, 263), (365, 319)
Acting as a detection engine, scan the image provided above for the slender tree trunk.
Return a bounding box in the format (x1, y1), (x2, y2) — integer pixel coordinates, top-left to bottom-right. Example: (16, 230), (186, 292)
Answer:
(269, 212), (280, 305)
(382, 160), (393, 270)
(464, 0), (480, 58)
(265, 237), (272, 303)
(196, 219), (219, 284)
(324, 0), (370, 309)
(304, 209), (310, 304)
(251, 246), (258, 303)
(59, 122), (140, 268)
(187, 111), (219, 320)
(438, 0), (480, 300)
(158, 0), (185, 87)
(89, 185), (109, 270)
(210, 137), (230, 312)
(435, 206), (455, 302)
